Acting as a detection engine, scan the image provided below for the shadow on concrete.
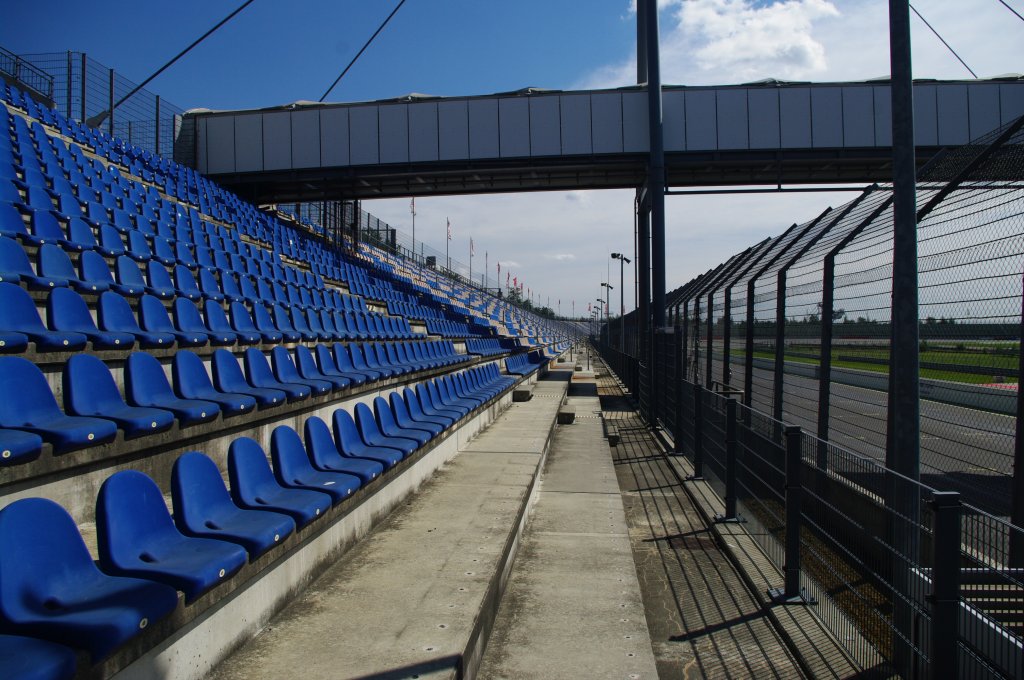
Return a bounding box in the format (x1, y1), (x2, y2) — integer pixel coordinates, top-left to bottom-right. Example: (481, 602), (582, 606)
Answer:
(567, 381), (597, 397)
(350, 654), (461, 679)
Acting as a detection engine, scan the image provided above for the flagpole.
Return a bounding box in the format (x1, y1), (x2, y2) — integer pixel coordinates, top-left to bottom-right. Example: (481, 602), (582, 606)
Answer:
(446, 218), (450, 272)
(469, 238), (473, 285)
(410, 197), (416, 264)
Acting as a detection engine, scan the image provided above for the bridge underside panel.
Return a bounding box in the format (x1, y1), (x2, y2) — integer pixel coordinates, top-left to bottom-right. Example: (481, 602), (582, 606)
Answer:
(184, 80), (1024, 201)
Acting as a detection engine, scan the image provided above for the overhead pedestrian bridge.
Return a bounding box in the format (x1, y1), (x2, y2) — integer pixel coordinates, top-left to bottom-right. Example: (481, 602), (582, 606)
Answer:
(181, 77), (1024, 201)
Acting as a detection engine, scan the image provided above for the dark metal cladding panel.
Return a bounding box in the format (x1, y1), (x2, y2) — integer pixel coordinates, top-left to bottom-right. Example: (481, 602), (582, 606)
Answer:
(320, 107), (349, 167)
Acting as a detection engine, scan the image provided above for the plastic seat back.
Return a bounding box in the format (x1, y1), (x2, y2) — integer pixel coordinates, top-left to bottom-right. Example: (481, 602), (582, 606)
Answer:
(96, 469), (247, 602)
(0, 497), (179, 661)
(228, 436), (330, 528)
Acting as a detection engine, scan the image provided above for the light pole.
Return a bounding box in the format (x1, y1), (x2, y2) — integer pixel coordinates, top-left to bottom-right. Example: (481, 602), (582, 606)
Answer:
(601, 282), (614, 346)
(612, 253), (630, 350)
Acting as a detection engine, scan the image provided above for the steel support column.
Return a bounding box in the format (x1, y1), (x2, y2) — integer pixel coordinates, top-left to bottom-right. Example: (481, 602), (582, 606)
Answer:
(645, 0), (666, 330)
(886, 2), (921, 675)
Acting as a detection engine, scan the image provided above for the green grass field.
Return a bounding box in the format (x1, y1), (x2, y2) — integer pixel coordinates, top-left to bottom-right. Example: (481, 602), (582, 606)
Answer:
(743, 343), (1019, 385)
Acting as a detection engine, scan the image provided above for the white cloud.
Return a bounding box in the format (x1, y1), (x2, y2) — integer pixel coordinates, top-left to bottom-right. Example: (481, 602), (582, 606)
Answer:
(545, 253), (577, 261)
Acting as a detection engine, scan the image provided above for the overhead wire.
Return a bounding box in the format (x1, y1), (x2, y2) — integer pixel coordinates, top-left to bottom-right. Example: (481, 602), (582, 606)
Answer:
(319, 0), (409, 102)
(909, 3), (978, 78)
(994, 0), (1024, 24)
(87, 0), (257, 127)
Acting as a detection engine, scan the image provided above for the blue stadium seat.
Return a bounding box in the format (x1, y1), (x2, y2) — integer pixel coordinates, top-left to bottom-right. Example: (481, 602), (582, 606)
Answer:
(269, 425), (361, 504)
(0, 428), (44, 466)
(203, 299), (245, 345)
(270, 346), (332, 396)
(0, 634), (77, 680)
(212, 348), (286, 408)
(63, 354), (175, 438)
(124, 351), (220, 426)
(316, 343), (365, 386)
(390, 391), (445, 436)
(0, 282), (88, 351)
(243, 348), (311, 402)
(97, 290), (175, 348)
(228, 436), (330, 528)
(126, 230), (153, 262)
(140, 294), (208, 347)
(97, 470), (248, 603)
(354, 402), (419, 456)
(171, 263), (202, 302)
(228, 301), (269, 344)
(0, 498), (179, 662)
(295, 344), (350, 390)
(146, 260), (177, 298)
(197, 268), (225, 301)
(38, 243), (102, 293)
(97, 223), (126, 257)
(172, 350), (257, 417)
(47, 286), (135, 349)
(80, 249), (141, 296)
(171, 451), (295, 558)
(0, 202), (30, 241)
(0, 235), (63, 288)
(252, 301), (294, 342)
(415, 383), (463, 422)
(341, 344), (384, 380)
(303, 415), (382, 483)
(66, 216), (101, 253)
(374, 395), (433, 445)
(28, 210), (69, 248)
(174, 297), (233, 347)
(0, 356), (117, 453)
(332, 408), (404, 467)
(402, 387), (455, 429)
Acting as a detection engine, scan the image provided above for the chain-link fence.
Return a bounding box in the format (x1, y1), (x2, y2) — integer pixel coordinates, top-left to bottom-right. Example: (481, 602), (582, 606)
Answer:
(661, 114), (1024, 522)
(2, 49), (187, 158)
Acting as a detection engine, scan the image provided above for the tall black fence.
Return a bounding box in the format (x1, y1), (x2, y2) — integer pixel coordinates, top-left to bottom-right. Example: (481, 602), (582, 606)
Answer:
(596, 113), (1024, 678)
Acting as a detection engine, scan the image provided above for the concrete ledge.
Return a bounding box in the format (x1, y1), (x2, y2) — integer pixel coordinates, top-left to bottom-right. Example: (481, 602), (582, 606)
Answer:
(557, 405), (576, 424)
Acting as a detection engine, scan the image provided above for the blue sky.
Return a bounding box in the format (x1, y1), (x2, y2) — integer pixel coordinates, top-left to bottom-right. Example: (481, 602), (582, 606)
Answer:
(4, 1), (1024, 315)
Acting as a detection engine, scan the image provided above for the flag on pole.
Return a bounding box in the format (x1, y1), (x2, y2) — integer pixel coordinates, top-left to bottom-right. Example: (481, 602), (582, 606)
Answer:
(513, 276), (517, 288)
(447, 218), (451, 241)
(470, 238), (474, 257)
(506, 271), (510, 285)
(497, 262), (501, 278)
(410, 197), (416, 215)
(588, 303), (592, 312)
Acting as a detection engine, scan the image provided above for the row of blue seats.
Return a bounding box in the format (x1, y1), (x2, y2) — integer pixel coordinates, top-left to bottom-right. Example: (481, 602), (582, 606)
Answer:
(3, 96), (236, 232)
(0, 364), (514, 674)
(505, 350), (549, 376)
(0, 228), (363, 316)
(0, 285), (414, 357)
(0, 337), (471, 463)
(0, 197), (328, 298)
(466, 338), (514, 357)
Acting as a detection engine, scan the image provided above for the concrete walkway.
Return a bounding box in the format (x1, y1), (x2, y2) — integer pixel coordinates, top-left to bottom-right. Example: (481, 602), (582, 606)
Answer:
(208, 373), (569, 680)
(478, 373), (659, 679)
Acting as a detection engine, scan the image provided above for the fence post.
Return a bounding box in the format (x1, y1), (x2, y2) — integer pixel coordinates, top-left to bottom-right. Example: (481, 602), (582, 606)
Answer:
(688, 383), (704, 480)
(79, 53), (87, 122)
(715, 398), (745, 523)
(107, 67), (114, 136)
(769, 425), (816, 604)
(929, 490), (961, 678)
(705, 291), (714, 389)
(674, 325), (685, 454)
